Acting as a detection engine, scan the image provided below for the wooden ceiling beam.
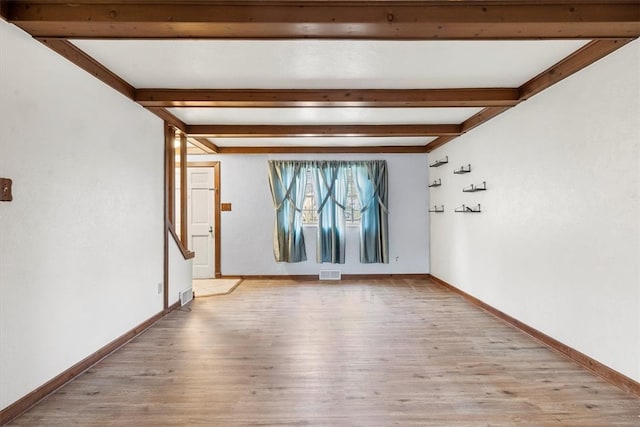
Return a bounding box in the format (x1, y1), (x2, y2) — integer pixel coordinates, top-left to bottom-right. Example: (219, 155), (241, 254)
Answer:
(0, 1), (10, 20)
(460, 106), (514, 134)
(426, 37), (634, 152)
(424, 136), (458, 153)
(148, 108), (188, 133)
(36, 38), (134, 99)
(186, 146), (207, 155)
(6, 2), (640, 40)
(135, 88), (520, 108)
(188, 137), (219, 154)
(215, 146), (428, 154)
(425, 107), (513, 152)
(187, 124), (461, 138)
(519, 38), (635, 100)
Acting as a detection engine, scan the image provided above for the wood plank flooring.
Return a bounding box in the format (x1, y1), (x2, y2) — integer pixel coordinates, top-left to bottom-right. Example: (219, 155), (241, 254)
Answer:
(9, 279), (640, 425)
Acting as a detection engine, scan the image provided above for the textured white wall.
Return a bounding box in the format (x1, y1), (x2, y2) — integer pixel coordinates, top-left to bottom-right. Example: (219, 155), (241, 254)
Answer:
(0, 21), (165, 408)
(429, 40), (640, 381)
(190, 153), (430, 276)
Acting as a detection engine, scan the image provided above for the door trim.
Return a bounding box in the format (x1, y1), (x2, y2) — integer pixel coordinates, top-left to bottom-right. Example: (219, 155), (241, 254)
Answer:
(183, 161), (221, 278)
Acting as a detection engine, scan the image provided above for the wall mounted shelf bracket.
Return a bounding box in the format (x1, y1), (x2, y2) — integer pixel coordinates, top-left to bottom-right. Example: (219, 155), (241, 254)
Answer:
(453, 164), (471, 174)
(455, 204), (481, 213)
(428, 178), (442, 188)
(429, 156), (448, 168)
(463, 181), (487, 192)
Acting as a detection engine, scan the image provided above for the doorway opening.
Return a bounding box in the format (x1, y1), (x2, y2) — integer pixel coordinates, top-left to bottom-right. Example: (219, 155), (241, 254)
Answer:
(178, 161), (221, 279)
(181, 162), (243, 297)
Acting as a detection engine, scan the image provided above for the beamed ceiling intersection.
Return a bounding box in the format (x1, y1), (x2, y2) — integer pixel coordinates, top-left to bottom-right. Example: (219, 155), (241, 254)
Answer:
(2, 1), (639, 154)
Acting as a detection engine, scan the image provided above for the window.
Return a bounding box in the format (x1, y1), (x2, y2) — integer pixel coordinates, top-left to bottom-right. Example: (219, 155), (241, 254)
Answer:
(302, 167), (361, 225)
(268, 159), (388, 264)
(344, 167), (362, 224)
(301, 169), (318, 224)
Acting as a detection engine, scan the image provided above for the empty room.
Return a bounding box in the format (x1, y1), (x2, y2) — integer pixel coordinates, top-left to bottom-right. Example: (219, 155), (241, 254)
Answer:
(1, 1), (639, 425)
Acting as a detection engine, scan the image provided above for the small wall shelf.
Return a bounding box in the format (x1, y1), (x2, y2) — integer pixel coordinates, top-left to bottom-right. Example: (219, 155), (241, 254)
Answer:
(430, 156), (448, 168)
(463, 181), (487, 192)
(428, 178), (442, 188)
(429, 205), (445, 213)
(455, 204), (481, 213)
(453, 164), (471, 174)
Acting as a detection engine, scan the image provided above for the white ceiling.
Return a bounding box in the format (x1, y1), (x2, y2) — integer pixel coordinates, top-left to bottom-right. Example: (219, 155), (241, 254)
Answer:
(69, 38), (591, 150)
(170, 107), (483, 125)
(8, 0), (630, 153)
(71, 39), (589, 89)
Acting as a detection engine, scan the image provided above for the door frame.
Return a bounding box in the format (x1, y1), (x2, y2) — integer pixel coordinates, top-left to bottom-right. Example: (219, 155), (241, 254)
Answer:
(185, 161), (222, 278)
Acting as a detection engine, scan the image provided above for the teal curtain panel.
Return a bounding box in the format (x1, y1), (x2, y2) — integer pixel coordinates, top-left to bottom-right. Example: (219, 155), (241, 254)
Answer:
(267, 160), (309, 263)
(312, 161), (348, 264)
(354, 160), (389, 264)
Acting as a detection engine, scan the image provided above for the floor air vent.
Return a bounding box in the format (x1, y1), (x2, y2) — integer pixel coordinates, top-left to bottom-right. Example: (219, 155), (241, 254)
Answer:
(179, 288), (193, 306)
(319, 270), (341, 280)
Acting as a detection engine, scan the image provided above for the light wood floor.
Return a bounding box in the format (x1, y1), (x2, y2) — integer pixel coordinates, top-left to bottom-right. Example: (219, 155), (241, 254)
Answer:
(10, 279), (640, 425)
(193, 278), (243, 297)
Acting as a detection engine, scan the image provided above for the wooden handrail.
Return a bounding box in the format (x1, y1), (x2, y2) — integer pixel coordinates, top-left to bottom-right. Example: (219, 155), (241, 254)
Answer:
(167, 222), (195, 260)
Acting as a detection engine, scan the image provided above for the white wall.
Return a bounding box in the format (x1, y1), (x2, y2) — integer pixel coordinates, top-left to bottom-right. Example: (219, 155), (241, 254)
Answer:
(168, 237), (193, 305)
(429, 40), (640, 381)
(189, 153), (430, 276)
(0, 21), (165, 409)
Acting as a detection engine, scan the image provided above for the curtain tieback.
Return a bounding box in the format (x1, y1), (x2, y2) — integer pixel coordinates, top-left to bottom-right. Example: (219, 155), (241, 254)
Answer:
(360, 191), (388, 214)
(316, 170), (346, 213)
(274, 164), (304, 212)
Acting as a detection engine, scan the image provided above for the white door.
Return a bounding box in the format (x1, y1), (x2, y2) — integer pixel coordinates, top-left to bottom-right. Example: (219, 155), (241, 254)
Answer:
(188, 168), (215, 279)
